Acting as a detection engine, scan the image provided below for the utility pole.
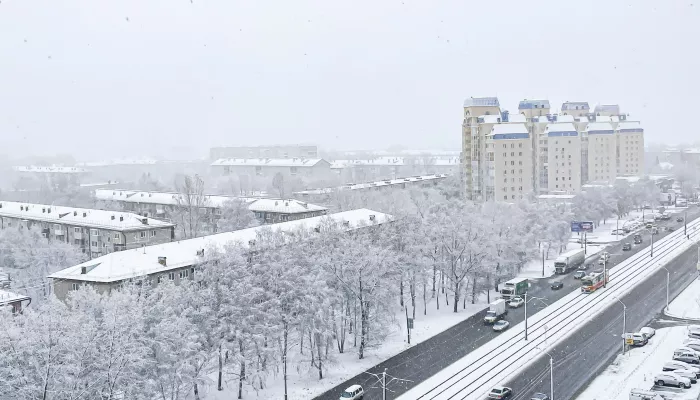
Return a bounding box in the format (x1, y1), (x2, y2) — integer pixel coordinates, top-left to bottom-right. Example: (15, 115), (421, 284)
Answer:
(603, 257), (607, 288)
(615, 297), (627, 354)
(542, 250), (545, 277)
(524, 291), (528, 341)
(685, 208), (688, 236)
(363, 368), (412, 400)
(650, 228), (654, 258)
(661, 266), (670, 311)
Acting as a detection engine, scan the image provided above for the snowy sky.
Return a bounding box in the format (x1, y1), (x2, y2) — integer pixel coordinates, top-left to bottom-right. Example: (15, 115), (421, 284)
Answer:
(1, 0), (698, 160)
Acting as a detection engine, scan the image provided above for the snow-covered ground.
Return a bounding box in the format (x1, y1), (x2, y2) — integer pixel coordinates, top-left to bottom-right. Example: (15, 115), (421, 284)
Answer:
(519, 242), (601, 279)
(201, 293), (492, 400)
(577, 327), (700, 400)
(665, 278), (700, 321)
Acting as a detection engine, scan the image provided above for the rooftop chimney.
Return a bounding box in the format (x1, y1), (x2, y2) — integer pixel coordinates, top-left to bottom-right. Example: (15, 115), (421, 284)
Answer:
(120, 216), (124, 222)
(47, 208), (51, 213)
(83, 212), (87, 218)
(157, 256), (167, 266)
(111, 215), (115, 220)
(369, 214), (376, 221)
(142, 218), (148, 225)
(42, 208), (46, 213)
(74, 211), (77, 216)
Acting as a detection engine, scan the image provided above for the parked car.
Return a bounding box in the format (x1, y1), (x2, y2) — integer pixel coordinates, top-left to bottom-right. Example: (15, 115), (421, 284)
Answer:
(623, 243), (632, 251)
(640, 327), (655, 339)
(530, 393), (550, 400)
(669, 227), (676, 232)
(493, 320), (510, 332)
(684, 340), (700, 352)
(678, 217), (684, 222)
(672, 369), (698, 383)
(573, 270), (587, 280)
(550, 282), (564, 290)
(488, 386), (513, 400)
(612, 229), (625, 235)
(673, 352), (700, 365)
(662, 361), (700, 377)
(339, 385), (364, 400)
(627, 333), (648, 347)
(654, 372), (691, 389)
(508, 297), (525, 308)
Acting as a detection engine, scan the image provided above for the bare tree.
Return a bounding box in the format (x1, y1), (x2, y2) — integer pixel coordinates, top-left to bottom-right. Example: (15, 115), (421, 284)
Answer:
(172, 174), (211, 239)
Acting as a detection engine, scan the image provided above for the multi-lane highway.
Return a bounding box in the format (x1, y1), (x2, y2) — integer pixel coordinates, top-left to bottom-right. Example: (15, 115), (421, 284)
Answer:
(315, 209), (700, 400)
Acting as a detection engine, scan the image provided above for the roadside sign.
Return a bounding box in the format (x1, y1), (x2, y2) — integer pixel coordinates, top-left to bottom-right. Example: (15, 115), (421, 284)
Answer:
(623, 333), (635, 345)
(407, 318), (414, 329)
(571, 221), (594, 233)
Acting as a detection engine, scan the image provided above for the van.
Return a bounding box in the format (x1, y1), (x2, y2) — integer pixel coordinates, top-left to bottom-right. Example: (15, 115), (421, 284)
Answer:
(340, 384), (364, 400)
(629, 388), (669, 400)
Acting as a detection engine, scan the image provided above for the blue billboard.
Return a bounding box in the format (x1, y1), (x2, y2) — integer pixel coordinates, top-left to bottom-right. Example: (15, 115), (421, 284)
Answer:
(571, 221), (594, 233)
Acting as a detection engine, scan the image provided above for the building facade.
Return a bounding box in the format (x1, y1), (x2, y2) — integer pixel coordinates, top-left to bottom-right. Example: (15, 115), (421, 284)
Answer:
(586, 122), (617, 183)
(0, 201), (174, 258)
(462, 97), (503, 200)
(485, 123), (533, 201)
(248, 199), (327, 223)
(210, 158), (332, 180)
(542, 122), (582, 193)
(616, 121), (645, 177)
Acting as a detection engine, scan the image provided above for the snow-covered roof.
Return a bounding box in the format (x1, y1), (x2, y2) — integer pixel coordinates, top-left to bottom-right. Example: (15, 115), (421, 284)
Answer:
(576, 116), (589, 123)
(211, 158), (326, 167)
(556, 114), (575, 123)
(507, 114), (527, 123)
(616, 176), (642, 183)
(80, 182), (119, 188)
(618, 121), (644, 133)
(545, 123), (578, 136)
(538, 116), (549, 123)
(330, 158), (459, 168)
(490, 123), (529, 139)
(586, 122), (615, 134)
(658, 162), (674, 170)
(538, 194), (576, 200)
(463, 97), (500, 107)
(12, 166), (87, 173)
(294, 174), (448, 196)
(0, 290), (30, 306)
(0, 201), (174, 231)
(77, 159), (159, 167)
(479, 115), (502, 123)
(247, 199), (327, 214)
(49, 209), (392, 283)
(594, 115), (612, 122)
(95, 189), (257, 208)
(594, 104), (620, 115)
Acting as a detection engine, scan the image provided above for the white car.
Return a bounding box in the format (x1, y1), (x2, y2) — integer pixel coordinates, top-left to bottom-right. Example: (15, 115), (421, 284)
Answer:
(493, 320), (510, 332)
(673, 369), (698, 383)
(655, 372), (691, 389)
(640, 327), (655, 339)
(663, 360), (700, 377)
(508, 297), (525, 308)
(339, 384), (364, 400)
(684, 339), (700, 352)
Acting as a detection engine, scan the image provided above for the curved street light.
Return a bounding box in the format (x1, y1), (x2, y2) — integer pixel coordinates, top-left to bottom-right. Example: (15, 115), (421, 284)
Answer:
(614, 296), (627, 354)
(536, 347), (554, 400)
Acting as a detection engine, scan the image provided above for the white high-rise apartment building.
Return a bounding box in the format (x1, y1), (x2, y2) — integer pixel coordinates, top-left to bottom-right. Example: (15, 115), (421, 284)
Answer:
(485, 123), (533, 202)
(461, 98), (645, 200)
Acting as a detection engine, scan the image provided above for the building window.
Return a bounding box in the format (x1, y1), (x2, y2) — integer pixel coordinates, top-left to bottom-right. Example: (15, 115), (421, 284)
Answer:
(91, 229), (98, 236)
(91, 241), (98, 247)
(168, 272), (175, 281)
(74, 239), (80, 245)
(519, 152), (522, 156)
(151, 230), (156, 237)
(140, 231), (146, 239)
(504, 195), (508, 200)
(190, 267), (195, 276)
(114, 234), (121, 243)
(179, 269), (189, 279)
(511, 152), (515, 156)
(74, 227), (81, 233)
(157, 275), (163, 283)
(72, 283), (79, 291)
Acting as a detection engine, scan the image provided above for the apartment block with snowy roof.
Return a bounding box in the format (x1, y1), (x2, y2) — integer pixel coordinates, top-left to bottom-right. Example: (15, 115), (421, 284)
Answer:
(48, 208), (391, 301)
(210, 158), (333, 179)
(617, 121), (645, 177)
(484, 123), (534, 202)
(0, 201), (175, 259)
(0, 289), (31, 314)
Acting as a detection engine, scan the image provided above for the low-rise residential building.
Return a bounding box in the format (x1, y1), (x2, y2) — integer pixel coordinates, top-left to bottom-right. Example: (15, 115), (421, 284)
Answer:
(48, 208), (391, 301)
(209, 145), (319, 161)
(330, 157), (459, 181)
(211, 158), (332, 179)
(0, 290), (31, 314)
(248, 199), (327, 223)
(0, 201), (175, 258)
(293, 174), (448, 202)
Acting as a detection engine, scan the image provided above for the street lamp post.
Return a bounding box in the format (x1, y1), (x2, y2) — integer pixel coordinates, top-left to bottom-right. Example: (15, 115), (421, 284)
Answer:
(661, 266), (670, 311)
(615, 297), (627, 354)
(524, 292), (528, 341)
(603, 257), (608, 288)
(649, 228), (655, 258)
(685, 208), (688, 237)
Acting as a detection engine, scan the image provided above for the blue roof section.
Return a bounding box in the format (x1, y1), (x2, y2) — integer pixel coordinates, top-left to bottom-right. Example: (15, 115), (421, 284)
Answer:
(518, 99), (550, 110)
(463, 97), (500, 107)
(491, 123), (529, 140)
(618, 121), (644, 133)
(586, 122), (615, 134)
(561, 101), (590, 111)
(493, 133), (530, 140)
(545, 123), (578, 137)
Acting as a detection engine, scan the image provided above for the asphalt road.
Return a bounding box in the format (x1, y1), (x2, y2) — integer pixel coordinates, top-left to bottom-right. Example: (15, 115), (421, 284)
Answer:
(315, 209), (700, 400)
(505, 231), (700, 400)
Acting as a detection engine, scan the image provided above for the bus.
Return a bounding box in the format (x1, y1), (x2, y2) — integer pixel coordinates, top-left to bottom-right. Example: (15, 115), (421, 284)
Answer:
(581, 270), (608, 293)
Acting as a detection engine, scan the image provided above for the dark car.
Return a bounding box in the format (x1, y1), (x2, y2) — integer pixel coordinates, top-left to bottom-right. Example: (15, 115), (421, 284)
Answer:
(573, 270), (587, 279)
(530, 393), (550, 400)
(669, 227), (676, 232)
(550, 282), (564, 290)
(678, 217), (684, 222)
(582, 263), (592, 270)
(634, 235), (643, 244)
(623, 243), (632, 251)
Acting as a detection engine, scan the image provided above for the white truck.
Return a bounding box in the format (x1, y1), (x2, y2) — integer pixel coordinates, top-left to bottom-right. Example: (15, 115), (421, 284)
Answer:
(483, 299), (507, 324)
(499, 277), (529, 300)
(554, 248), (586, 274)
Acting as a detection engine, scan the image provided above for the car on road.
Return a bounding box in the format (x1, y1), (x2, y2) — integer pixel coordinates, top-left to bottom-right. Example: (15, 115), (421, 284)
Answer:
(550, 281), (564, 290)
(652, 227), (659, 235)
(573, 270), (587, 280)
(669, 227), (676, 232)
(612, 229), (625, 235)
(678, 217), (684, 222)
(488, 386), (513, 399)
(634, 235), (643, 244)
(654, 372), (691, 389)
(339, 385), (364, 399)
(508, 297), (525, 308)
(623, 243), (632, 251)
(530, 393), (550, 400)
(493, 320), (510, 332)
(640, 327), (655, 339)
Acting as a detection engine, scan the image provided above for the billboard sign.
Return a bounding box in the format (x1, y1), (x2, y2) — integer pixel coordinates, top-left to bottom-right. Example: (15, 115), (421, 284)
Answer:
(571, 221), (594, 233)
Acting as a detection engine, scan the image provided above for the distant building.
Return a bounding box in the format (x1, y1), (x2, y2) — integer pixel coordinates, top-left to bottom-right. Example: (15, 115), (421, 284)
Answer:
(294, 174), (448, 203)
(330, 157), (458, 181)
(210, 158), (332, 179)
(0, 290), (31, 314)
(586, 121), (617, 184)
(48, 208), (391, 301)
(248, 199), (327, 223)
(484, 123), (533, 201)
(209, 145), (318, 161)
(0, 201), (175, 258)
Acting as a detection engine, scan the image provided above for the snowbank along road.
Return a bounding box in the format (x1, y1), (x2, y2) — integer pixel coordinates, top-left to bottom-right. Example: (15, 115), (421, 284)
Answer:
(398, 218), (700, 400)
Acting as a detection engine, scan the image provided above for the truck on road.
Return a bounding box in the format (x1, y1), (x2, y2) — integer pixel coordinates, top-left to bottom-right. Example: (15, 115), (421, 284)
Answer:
(484, 299), (508, 324)
(554, 248), (586, 274)
(500, 278), (529, 300)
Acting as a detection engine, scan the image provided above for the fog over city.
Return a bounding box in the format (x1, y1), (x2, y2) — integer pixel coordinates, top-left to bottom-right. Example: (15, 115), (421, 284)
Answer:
(1, 0), (698, 160)
(1, 2), (700, 400)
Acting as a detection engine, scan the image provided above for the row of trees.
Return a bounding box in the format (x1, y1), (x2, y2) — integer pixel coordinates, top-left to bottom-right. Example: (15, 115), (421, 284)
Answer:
(0, 177), (667, 399)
